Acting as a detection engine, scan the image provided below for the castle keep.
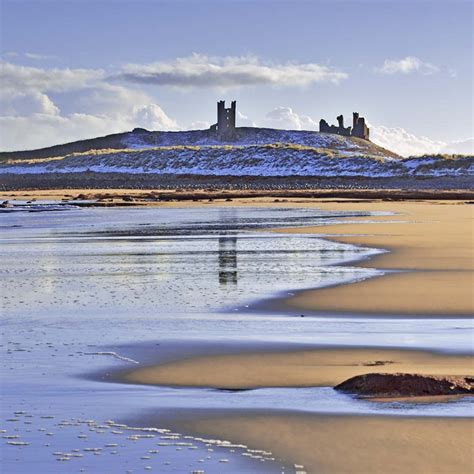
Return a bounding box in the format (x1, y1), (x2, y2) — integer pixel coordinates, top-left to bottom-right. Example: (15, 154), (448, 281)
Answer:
(210, 100), (237, 140)
(319, 112), (370, 140)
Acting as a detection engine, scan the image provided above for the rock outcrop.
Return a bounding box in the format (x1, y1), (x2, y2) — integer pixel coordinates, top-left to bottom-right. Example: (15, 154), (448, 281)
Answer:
(335, 373), (474, 397)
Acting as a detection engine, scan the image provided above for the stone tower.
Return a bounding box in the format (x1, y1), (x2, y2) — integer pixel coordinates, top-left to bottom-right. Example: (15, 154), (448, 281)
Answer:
(216, 100), (236, 140)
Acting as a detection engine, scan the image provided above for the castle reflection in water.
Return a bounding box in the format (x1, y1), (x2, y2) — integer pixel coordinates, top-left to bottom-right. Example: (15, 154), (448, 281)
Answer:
(218, 236), (237, 285)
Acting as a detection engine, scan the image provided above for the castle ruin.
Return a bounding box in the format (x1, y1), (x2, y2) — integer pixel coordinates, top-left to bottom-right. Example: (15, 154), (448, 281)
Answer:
(208, 101), (370, 142)
(210, 100), (237, 140)
(319, 112), (370, 140)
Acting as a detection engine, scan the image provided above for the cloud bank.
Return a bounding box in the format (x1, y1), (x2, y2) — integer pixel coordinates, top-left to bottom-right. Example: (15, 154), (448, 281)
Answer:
(0, 62), (177, 151)
(262, 106), (318, 130)
(370, 125), (473, 156)
(113, 54), (348, 88)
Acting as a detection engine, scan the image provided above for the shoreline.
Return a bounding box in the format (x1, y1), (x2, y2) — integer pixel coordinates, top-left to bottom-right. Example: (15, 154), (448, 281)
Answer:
(138, 409), (474, 474)
(267, 200), (474, 317)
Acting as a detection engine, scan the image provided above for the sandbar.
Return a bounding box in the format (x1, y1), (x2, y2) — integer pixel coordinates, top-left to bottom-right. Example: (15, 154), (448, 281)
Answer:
(121, 347), (473, 390)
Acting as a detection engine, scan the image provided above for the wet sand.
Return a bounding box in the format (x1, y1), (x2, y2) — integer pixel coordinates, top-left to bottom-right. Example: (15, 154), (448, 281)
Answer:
(157, 411), (474, 474)
(120, 346), (474, 389)
(271, 200), (474, 316)
(112, 198), (473, 472)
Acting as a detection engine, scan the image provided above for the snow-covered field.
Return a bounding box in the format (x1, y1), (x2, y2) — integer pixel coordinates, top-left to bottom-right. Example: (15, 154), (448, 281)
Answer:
(1, 128), (473, 178)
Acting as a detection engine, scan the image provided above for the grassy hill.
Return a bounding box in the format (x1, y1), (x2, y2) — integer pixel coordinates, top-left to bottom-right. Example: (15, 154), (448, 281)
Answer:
(0, 127), (472, 179)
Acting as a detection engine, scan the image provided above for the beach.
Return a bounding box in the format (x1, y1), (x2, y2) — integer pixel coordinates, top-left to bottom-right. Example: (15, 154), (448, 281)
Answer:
(1, 196), (473, 473)
(156, 411), (474, 474)
(272, 200), (474, 316)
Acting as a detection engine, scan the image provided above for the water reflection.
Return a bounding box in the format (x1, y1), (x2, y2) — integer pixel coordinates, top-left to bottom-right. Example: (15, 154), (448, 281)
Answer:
(218, 235), (238, 286)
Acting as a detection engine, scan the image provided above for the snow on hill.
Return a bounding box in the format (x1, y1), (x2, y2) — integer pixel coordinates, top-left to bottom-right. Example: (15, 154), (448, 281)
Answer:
(1, 128), (473, 178)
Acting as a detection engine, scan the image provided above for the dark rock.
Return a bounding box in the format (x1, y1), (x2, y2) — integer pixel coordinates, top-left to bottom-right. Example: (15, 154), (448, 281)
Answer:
(335, 373), (474, 397)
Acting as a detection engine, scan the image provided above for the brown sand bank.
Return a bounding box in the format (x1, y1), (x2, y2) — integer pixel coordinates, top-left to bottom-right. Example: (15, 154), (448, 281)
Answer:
(163, 411), (474, 473)
(271, 201), (474, 316)
(121, 347), (473, 390)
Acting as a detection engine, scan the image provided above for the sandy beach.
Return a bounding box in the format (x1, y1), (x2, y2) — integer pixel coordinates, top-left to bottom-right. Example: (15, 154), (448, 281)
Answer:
(269, 200), (474, 316)
(157, 411), (474, 474)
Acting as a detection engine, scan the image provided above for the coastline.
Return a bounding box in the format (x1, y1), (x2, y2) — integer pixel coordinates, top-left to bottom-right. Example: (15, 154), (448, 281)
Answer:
(144, 409), (474, 474)
(268, 200), (473, 316)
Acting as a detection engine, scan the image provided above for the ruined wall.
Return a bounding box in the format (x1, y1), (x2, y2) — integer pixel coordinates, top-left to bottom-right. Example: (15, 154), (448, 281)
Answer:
(319, 113), (370, 141)
(352, 112), (370, 140)
(319, 117), (351, 137)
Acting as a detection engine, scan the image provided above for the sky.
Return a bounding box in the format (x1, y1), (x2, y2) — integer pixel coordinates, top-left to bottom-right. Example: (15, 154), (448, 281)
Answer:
(0, 0), (473, 155)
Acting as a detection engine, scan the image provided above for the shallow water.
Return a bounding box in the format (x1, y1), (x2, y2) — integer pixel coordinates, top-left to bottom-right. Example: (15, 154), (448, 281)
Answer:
(1, 206), (473, 473)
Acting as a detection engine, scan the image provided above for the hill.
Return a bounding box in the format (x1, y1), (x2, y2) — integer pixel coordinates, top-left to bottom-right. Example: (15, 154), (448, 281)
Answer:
(0, 127), (472, 179)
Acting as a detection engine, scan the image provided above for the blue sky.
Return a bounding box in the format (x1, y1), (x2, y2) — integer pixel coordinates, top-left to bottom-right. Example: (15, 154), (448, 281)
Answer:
(1, 0), (472, 154)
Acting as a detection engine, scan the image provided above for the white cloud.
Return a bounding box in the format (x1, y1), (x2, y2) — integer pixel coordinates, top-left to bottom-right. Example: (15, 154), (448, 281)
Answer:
(0, 91), (60, 116)
(0, 105), (178, 151)
(113, 53), (348, 89)
(71, 84), (153, 115)
(237, 111), (257, 127)
(439, 138), (474, 155)
(375, 56), (439, 75)
(133, 103), (178, 131)
(0, 62), (178, 150)
(0, 61), (103, 97)
(370, 125), (473, 156)
(370, 125), (443, 156)
(262, 106), (318, 130)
